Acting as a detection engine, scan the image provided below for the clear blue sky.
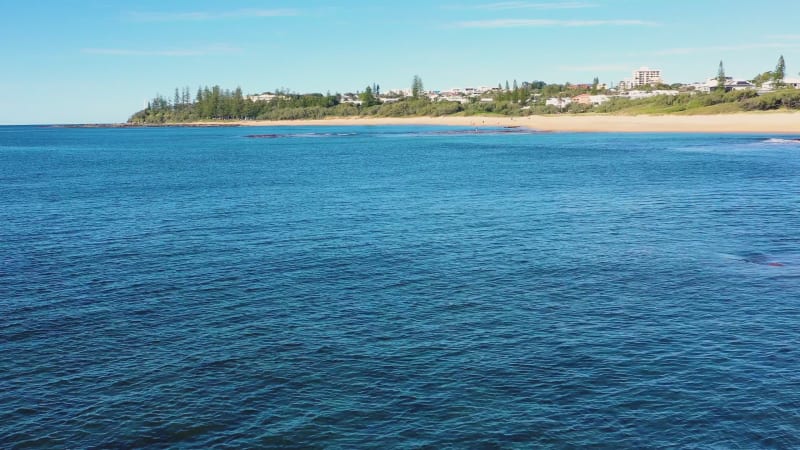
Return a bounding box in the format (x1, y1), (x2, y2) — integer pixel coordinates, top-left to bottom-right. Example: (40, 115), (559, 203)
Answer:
(3, 0), (800, 124)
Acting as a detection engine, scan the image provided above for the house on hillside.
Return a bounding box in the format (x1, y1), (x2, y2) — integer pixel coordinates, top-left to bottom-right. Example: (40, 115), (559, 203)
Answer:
(439, 95), (470, 104)
(698, 77), (755, 93)
(623, 90), (679, 99)
(247, 93), (284, 102)
(761, 77), (800, 91)
(546, 97), (571, 108)
(571, 94), (610, 105)
(340, 93), (363, 106)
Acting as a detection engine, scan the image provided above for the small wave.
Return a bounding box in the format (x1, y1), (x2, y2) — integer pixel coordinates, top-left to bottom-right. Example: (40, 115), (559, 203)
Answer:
(245, 132), (358, 139)
(763, 138), (800, 144)
(675, 137), (800, 153)
(245, 128), (541, 139)
(428, 128), (538, 136)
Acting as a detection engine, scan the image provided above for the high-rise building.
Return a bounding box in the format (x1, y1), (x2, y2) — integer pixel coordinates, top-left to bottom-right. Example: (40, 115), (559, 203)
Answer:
(632, 67), (662, 87)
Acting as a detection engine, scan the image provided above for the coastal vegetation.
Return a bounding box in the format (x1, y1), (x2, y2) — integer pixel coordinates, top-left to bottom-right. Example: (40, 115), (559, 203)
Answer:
(129, 87), (800, 124)
(128, 62), (800, 124)
(594, 90), (800, 115)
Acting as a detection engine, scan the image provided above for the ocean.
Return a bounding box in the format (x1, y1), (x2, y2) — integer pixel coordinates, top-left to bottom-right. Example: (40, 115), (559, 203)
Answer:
(2, 125), (800, 448)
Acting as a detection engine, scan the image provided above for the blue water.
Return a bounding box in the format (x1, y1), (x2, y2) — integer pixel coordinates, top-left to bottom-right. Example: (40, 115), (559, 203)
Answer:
(2, 125), (800, 448)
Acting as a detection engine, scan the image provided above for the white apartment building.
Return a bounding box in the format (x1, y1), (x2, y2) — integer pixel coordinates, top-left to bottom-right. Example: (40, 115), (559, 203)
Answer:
(632, 67), (662, 87)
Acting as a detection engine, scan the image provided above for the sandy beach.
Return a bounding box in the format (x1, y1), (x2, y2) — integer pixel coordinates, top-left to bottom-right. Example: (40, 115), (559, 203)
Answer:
(180, 112), (800, 133)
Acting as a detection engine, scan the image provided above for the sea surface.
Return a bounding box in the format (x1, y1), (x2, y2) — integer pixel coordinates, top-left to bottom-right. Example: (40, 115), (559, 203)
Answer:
(2, 125), (800, 448)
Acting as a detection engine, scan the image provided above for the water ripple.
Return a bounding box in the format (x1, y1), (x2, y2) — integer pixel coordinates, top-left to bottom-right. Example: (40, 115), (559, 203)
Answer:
(1, 127), (799, 448)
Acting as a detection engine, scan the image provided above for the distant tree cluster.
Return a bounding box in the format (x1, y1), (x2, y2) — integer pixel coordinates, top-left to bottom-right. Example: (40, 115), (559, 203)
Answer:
(493, 79), (537, 103)
(359, 85), (379, 107)
(130, 86), (346, 123)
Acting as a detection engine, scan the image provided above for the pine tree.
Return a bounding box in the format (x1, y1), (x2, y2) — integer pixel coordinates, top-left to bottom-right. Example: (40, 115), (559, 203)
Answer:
(411, 75), (424, 99)
(717, 61), (726, 91)
(774, 55), (786, 88)
(233, 87), (244, 119)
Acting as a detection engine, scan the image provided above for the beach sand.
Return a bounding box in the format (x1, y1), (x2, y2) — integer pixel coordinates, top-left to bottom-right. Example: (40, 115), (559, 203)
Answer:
(183, 112), (800, 133)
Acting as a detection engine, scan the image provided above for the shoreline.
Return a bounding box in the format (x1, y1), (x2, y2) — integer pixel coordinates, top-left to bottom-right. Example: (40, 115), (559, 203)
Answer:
(77, 112), (800, 133)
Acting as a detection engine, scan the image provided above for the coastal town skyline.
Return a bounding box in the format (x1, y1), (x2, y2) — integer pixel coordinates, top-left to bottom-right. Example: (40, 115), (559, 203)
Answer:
(3, 0), (800, 124)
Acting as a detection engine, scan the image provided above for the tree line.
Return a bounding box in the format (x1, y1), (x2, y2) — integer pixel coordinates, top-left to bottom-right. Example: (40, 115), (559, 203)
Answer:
(128, 75), (582, 124)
